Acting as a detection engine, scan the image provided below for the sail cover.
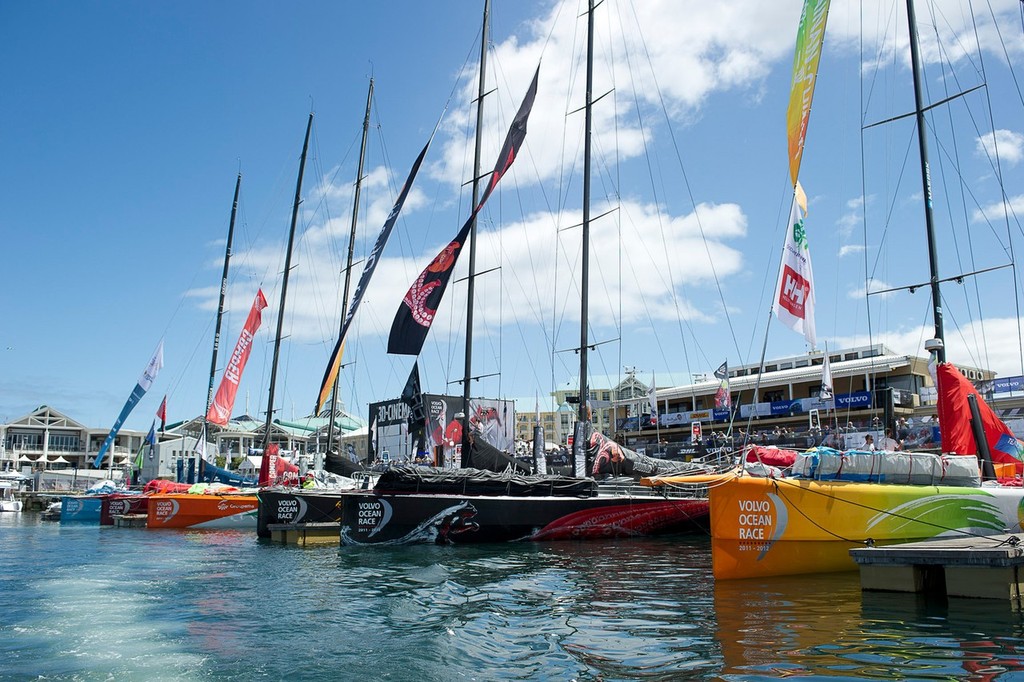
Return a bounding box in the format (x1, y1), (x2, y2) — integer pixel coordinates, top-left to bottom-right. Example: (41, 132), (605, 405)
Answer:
(315, 141), (432, 413)
(388, 66), (540, 356)
(936, 362), (1023, 478)
(257, 443), (299, 487)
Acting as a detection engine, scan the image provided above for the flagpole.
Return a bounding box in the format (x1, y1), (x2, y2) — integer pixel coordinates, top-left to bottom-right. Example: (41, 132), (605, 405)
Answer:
(203, 173), (241, 478)
(262, 113), (313, 468)
(327, 79), (374, 463)
(743, 310), (776, 460)
(651, 372), (661, 448)
(461, 0), (490, 462)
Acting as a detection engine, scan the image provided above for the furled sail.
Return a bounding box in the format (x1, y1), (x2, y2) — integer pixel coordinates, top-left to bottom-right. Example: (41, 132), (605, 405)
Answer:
(937, 362), (1023, 479)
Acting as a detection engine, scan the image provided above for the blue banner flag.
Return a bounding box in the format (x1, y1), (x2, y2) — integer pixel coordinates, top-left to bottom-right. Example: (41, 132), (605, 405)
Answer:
(93, 340), (164, 468)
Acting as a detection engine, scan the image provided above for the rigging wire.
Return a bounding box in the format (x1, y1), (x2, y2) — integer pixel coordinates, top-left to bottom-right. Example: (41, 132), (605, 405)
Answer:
(621, 1), (744, 371)
(617, 0), (696, 379)
(859, 0), (880, 409)
(926, 0), (990, 373)
(976, 0), (1024, 377)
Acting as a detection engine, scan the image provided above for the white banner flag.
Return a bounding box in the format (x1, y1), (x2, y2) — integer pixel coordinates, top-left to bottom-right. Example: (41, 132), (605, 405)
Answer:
(138, 339), (165, 392)
(370, 417), (378, 456)
(194, 423), (208, 461)
(773, 182), (816, 347)
(647, 378), (658, 425)
(820, 348), (833, 401)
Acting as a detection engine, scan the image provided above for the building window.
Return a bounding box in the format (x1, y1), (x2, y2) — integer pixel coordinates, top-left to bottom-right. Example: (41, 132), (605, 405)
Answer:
(6, 433), (42, 450)
(48, 434), (81, 452)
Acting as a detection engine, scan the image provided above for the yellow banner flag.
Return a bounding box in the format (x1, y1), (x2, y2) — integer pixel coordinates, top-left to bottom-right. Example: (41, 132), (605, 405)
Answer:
(786, 0), (830, 187)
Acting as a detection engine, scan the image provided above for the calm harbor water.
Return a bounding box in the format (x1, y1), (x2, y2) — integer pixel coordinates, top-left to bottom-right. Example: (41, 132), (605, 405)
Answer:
(3, 513), (1024, 680)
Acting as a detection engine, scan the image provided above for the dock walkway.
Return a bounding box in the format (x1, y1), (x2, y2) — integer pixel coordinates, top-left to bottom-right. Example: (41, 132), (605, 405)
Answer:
(850, 533), (1024, 607)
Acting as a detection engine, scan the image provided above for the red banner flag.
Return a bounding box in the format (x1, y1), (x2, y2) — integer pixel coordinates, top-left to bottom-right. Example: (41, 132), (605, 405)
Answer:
(258, 443), (299, 487)
(207, 289), (268, 425)
(388, 66), (539, 356)
(156, 395), (167, 433)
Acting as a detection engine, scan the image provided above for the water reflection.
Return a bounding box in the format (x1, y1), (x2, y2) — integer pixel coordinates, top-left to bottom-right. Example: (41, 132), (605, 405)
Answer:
(5, 513), (1024, 681)
(715, 572), (1024, 680)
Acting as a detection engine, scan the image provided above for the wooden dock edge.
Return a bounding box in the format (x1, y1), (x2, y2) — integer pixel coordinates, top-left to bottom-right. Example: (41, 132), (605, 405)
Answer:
(266, 521), (340, 547)
(113, 514), (148, 528)
(850, 534), (1024, 607)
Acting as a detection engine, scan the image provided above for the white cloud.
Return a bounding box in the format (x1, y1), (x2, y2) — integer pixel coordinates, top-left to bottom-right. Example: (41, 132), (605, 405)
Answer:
(847, 277), (895, 300)
(181, 0), (1024, 396)
(838, 244), (865, 258)
(396, 197), (748, 337)
(972, 194), (1024, 225)
(976, 129), (1024, 166)
(831, 317), (1024, 377)
(836, 195), (865, 239)
(430, 0), (805, 191)
(825, 0), (1024, 70)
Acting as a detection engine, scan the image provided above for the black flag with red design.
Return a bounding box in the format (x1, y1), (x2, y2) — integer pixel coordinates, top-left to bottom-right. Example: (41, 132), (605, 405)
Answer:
(388, 65), (540, 356)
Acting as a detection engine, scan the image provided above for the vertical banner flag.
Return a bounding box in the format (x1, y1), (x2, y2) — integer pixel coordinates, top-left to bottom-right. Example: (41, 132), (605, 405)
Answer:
(370, 417), (378, 458)
(315, 141), (433, 412)
(647, 378), (659, 425)
(714, 361), (731, 409)
(258, 443), (278, 487)
(388, 66), (540, 356)
(786, 0), (831, 187)
(144, 420), (156, 456)
(194, 423), (207, 461)
(157, 395), (167, 433)
(532, 392), (546, 475)
(401, 362), (426, 441)
(820, 345), (834, 401)
(93, 339), (165, 468)
(208, 289), (268, 425)
(773, 182), (816, 347)
(257, 442), (299, 487)
(134, 420), (156, 473)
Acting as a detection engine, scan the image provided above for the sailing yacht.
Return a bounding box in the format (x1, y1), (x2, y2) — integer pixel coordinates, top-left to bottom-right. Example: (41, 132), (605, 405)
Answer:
(648, 0), (1024, 580)
(148, 116), (314, 531)
(338, 0), (714, 547)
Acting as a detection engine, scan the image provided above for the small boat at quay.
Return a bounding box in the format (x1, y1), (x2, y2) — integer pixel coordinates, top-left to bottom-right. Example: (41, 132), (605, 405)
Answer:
(146, 492), (259, 530)
(0, 480), (23, 513)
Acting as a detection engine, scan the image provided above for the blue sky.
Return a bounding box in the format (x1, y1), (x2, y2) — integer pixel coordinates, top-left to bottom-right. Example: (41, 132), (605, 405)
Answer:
(1, 0), (1022, 432)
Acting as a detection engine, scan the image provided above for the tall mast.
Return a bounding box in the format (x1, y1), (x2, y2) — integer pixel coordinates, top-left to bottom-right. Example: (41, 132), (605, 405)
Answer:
(326, 79), (374, 456)
(203, 174), (241, 429)
(577, 0), (595, 444)
(263, 114), (313, 452)
(906, 0), (945, 362)
(462, 0), (490, 457)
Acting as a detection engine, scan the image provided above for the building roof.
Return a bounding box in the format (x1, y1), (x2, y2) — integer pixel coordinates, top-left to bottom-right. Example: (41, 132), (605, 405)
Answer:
(657, 354), (913, 401)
